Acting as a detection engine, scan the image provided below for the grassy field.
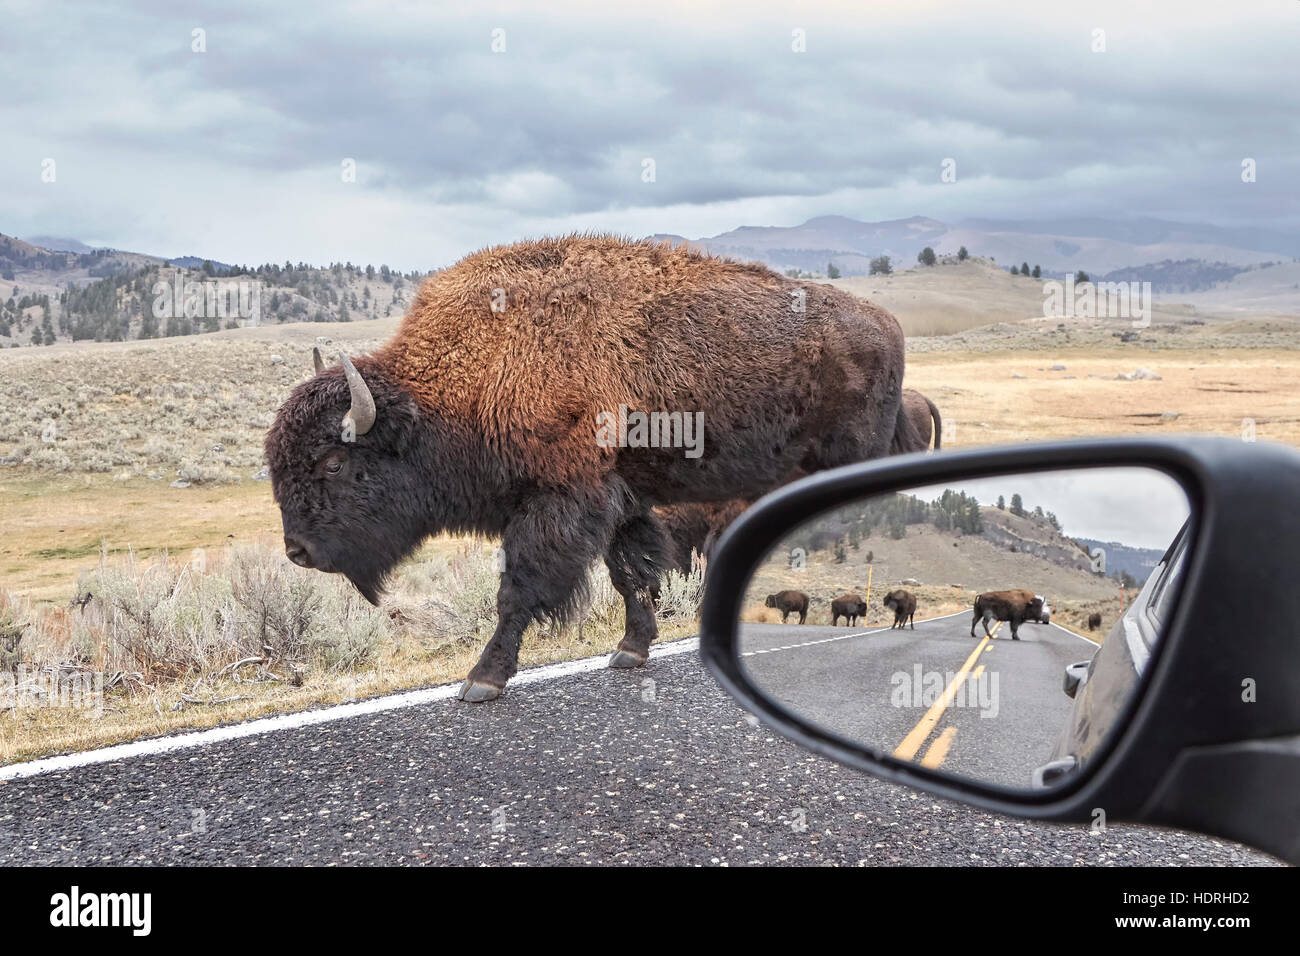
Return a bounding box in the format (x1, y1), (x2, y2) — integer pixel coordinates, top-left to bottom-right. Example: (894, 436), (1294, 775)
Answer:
(829, 258), (1200, 337)
(1, 294), (1297, 764)
(0, 536), (703, 764)
(903, 348), (1300, 447)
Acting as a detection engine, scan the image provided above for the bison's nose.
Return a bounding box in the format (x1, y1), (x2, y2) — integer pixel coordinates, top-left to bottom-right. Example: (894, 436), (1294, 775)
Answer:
(285, 537), (314, 568)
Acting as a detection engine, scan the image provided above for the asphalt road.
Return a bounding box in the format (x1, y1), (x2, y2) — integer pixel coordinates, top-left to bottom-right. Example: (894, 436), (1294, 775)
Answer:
(0, 640), (1276, 866)
(739, 613), (1090, 789)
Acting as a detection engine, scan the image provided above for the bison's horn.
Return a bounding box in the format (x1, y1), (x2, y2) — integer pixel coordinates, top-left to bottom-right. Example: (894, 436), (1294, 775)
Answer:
(338, 353), (376, 437)
(312, 347), (325, 375)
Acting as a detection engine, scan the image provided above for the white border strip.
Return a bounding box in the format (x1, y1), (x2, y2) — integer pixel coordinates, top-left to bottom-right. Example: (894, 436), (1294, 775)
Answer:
(0, 637), (700, 782)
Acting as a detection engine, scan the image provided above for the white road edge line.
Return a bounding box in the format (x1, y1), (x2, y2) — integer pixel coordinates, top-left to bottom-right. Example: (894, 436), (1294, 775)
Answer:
(0, 636), (701, 782)
(740, 610), (968, 657)
(1050, 622), (1101, 647)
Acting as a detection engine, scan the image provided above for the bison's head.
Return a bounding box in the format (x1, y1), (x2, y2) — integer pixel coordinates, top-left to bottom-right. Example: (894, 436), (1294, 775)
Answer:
(764, 594), (778, 608)
(265, 350), (431, 605)
(1030, 594), (1050, 622)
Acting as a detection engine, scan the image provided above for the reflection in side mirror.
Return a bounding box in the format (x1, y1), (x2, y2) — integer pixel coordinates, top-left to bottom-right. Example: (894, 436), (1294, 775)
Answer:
(736, 467), (1190, 793)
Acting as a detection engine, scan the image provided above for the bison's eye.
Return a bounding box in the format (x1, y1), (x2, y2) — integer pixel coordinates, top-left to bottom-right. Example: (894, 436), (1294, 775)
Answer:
(317, 449), (350, 479)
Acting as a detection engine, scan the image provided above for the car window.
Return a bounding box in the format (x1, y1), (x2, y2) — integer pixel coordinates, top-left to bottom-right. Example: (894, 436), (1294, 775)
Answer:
(1146, 533), (1188, 628)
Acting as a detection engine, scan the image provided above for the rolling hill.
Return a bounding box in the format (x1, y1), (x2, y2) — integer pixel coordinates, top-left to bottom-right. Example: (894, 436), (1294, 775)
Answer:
(0, 233), (426, 347)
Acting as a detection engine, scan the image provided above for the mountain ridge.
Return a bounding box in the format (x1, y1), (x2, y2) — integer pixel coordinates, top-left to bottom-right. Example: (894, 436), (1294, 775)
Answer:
(658, 214), (1293, 277)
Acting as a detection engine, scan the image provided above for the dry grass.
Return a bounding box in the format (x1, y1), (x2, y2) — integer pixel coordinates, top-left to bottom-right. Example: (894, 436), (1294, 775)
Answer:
(0, 329), (390, 485)
(0, 476), (282, 601)
(1, 303), (1297, 763)
(0, 539), (704, 764)
(903, 348), (1300, 448)
(829, 259), (1199, 338)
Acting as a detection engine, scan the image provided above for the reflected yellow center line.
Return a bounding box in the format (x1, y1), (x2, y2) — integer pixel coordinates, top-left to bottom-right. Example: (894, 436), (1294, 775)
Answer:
(894, 622), (1001, 762)
(920, 725), (958, 768)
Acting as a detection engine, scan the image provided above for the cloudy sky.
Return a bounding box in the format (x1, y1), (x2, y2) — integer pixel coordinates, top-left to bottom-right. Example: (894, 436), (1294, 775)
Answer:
(917, 468), (1190, 550)
(3, 0), (1296, 271)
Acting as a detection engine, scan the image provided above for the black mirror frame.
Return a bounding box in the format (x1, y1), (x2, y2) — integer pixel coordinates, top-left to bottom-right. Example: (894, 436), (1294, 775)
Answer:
(699, 436), (1300, 864)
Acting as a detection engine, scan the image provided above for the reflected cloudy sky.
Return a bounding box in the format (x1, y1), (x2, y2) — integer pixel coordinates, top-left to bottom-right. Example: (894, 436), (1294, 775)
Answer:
(2, 0), (1296, 269)
(911, 467), (1190, 549)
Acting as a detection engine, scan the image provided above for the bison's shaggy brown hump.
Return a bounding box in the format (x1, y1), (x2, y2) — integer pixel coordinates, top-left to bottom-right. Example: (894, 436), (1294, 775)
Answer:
(373, 234), (906, 501)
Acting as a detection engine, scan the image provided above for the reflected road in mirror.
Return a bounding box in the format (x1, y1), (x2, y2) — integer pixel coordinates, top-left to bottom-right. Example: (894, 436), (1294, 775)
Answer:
(740, 613), (1099, 788)
(737, 466), (1191, 791)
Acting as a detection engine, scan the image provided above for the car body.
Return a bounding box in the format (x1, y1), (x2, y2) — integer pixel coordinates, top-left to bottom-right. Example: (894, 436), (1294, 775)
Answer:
(1034, 523), (1189, 787)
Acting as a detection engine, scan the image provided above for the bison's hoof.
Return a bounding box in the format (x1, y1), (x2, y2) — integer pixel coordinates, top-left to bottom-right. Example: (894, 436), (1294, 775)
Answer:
(607, 648), (648, 669)
(457, 679), (503, 703)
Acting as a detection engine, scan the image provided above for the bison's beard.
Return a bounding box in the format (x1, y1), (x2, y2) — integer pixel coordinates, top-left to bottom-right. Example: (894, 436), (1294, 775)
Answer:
(345, 572), (386, 607)
(329, 535), (416, 608)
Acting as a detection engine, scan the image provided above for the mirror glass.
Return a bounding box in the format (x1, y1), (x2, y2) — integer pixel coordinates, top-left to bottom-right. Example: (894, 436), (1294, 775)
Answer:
(737, 467), (1191, 792)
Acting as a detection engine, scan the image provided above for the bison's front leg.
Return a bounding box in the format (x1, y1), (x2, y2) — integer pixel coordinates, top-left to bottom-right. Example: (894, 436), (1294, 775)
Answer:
(604, 512), (668, 669)
(458, 494), (614, 702)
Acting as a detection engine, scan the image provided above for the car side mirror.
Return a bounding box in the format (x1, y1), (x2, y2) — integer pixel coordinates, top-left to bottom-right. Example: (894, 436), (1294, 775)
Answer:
(698, 437), (1300, 865)
(1063, 660), (1090, 700)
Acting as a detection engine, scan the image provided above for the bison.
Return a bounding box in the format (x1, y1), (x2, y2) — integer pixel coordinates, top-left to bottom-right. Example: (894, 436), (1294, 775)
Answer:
(971, 589), (1049, 641)
(884, 588), (917, 629)
(765, 590), (809, 624)
(1088, 612), (1103, 631)
(890, 388), (942, 453)
(831, 593), (867, 626)
(266, 235), (907, 702)
(655, 499), (751, 575)
(659, 389), (941, 566)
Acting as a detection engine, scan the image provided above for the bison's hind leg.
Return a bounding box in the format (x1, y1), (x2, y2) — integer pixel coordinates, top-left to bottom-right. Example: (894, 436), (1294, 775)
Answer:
(604, 511), (670, 669)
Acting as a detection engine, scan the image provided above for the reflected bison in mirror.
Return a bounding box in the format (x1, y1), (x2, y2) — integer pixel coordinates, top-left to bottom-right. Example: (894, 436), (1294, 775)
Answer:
(764, 590), (809, 624)
(884, 588), (917, 629)
(971, 589), (1049, 641)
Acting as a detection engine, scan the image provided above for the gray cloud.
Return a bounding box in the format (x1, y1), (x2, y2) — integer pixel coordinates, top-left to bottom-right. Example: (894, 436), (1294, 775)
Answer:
(2, 0), (1295, 270)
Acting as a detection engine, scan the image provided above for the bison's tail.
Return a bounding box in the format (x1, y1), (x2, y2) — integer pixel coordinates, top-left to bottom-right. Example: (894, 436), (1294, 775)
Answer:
(925, 395), (942, 450)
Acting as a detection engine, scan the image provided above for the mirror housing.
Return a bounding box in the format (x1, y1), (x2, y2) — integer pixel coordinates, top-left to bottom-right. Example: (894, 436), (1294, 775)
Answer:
(1063, 661), (1090, 700)
(699, 437), (1300, 864)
